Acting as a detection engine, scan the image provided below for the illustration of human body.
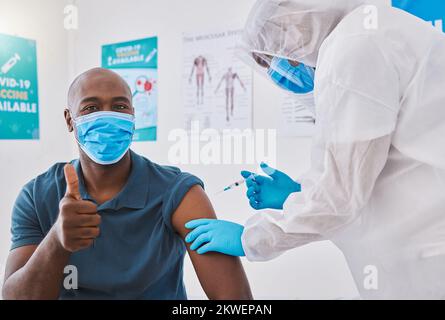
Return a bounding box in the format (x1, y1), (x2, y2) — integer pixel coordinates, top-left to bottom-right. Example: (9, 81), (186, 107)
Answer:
(189, 55), (211, 105)
(215, 68), (246, 122)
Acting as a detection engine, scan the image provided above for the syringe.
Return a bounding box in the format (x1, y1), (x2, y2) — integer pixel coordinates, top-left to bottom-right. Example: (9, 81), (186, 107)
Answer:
(215, 174), (256, 195)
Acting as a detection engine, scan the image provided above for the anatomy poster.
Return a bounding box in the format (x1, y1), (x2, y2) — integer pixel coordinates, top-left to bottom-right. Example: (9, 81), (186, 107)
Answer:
(0, 33), (39, 140)
(102, 37), (158, 141)
(278, 94), (316, 137)
(183, 29), (253, 131)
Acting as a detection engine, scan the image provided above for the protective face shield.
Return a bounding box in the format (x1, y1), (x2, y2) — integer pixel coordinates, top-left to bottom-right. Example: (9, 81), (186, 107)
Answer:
(267, 56), (316, 113)
(239, 0), (370, 66)
(248, 51), (317, 113)
(72, 111), (135, 165)
(238, 0), (370, 110)
(267, 57), (315, 94)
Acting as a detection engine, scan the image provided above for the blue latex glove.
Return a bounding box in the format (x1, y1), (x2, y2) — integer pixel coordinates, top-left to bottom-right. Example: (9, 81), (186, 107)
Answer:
(241, 162), (301, 210)
(184, 219), (245, 257)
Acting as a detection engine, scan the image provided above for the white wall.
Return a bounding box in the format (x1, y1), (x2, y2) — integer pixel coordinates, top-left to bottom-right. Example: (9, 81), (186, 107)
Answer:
(0, 0), (76, 291)
(0, 0), (359, 299)
(71, 0), (358, 299)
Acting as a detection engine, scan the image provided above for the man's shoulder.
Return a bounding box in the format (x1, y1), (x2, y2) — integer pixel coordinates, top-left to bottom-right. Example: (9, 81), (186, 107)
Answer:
(133, 152), (204, 189)
(36, 161), (69, 182)
(14, 161), (72, 221)
(24, 161), (71, 196)
(136, 153), (180, 175)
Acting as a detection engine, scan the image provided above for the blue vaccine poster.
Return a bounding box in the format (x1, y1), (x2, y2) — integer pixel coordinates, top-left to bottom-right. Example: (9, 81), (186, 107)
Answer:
(102, 37), (158, 142)
(0, 33), (39, 140)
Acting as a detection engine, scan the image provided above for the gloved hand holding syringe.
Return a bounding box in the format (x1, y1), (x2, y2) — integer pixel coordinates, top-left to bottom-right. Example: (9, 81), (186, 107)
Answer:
(214, 163), (301, 211)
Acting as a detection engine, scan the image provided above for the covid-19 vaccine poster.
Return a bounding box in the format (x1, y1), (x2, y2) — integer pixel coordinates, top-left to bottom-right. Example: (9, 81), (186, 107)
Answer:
(0, 33), (39, 140)
(102, 37), (158, 142)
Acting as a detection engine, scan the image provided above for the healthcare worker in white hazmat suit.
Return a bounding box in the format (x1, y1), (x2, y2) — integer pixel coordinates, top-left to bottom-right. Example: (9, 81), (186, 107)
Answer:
(185, 0), (445, 299)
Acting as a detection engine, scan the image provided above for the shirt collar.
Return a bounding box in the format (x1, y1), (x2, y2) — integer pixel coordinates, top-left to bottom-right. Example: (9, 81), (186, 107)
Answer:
(71, 150), (150, 211)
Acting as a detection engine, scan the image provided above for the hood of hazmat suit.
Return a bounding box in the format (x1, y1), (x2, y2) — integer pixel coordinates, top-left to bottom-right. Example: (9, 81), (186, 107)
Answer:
(237, 0), (379, 114)
(240, 0), (445, 299)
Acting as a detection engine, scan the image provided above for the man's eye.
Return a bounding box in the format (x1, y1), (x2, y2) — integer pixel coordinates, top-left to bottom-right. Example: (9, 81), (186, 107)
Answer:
(83, 105), (98, 112)
(113, 104), (129, 110)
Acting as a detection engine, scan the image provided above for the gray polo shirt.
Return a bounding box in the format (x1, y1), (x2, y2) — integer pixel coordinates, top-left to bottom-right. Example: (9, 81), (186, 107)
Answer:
(10, 150), (204, 299)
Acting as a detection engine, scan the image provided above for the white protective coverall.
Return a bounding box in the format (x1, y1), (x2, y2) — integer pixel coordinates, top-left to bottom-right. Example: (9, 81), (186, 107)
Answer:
(240, 0), (445, 299)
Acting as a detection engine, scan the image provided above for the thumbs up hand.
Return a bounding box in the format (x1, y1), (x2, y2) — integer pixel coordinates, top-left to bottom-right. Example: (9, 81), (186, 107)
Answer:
(241, 162), (301, 210)
(64, 163), (82, 201)
(54, 164), (101, 253)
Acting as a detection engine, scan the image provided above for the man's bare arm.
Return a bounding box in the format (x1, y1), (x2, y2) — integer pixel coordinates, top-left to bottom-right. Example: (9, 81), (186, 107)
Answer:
(3, 164), (101, 300)
(2, 229), (71, 300)
(172, 185), (253, 300)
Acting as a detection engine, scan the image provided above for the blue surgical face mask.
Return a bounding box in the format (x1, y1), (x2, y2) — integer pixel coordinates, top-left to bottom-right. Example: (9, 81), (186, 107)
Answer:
(267, 57), (315, 95)
(72, 111), (135, 165)
(267, 57), (316, 115)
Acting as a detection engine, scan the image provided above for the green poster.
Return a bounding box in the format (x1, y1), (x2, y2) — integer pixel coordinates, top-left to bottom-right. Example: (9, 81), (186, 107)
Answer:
(0, 33), (39, 140)
(102, 37), (158, 142)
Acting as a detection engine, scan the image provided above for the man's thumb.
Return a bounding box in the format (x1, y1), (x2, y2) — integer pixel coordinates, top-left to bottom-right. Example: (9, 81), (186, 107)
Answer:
(64, 164), (81, 200)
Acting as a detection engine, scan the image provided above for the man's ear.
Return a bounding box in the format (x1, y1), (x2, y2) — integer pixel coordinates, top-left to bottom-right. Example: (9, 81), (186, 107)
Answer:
(64, 108), (74, 132)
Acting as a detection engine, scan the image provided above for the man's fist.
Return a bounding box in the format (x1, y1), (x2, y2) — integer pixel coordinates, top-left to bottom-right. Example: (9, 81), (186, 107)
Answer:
(54, 164), (101, 253)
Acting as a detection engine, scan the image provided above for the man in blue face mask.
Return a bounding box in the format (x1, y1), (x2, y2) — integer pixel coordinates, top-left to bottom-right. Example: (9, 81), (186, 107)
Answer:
(2, 68), (252, 300)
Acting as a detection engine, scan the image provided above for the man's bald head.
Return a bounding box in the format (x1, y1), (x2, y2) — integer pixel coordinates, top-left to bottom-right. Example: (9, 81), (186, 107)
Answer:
(67, 68), (133, 115)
